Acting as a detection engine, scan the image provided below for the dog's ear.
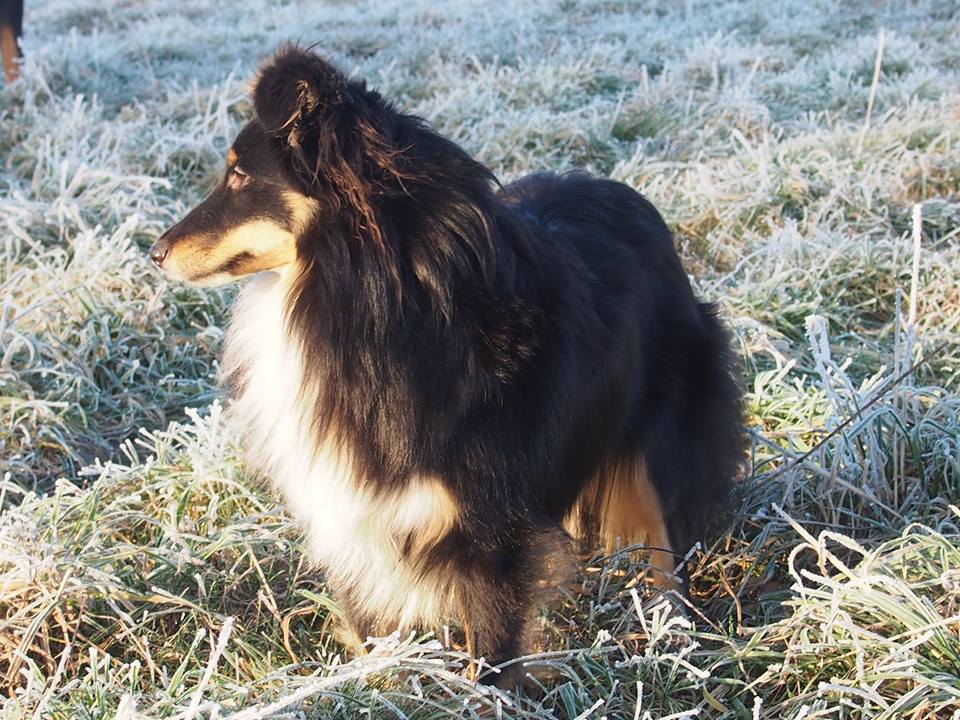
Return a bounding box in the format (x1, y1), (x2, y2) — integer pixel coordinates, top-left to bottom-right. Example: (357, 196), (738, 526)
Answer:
(253, 46), (350, 150)
(253, 46), (409, 246)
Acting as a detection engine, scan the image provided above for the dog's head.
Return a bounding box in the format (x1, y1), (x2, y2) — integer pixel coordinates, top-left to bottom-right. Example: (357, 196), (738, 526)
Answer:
(150, 46), (399, 285)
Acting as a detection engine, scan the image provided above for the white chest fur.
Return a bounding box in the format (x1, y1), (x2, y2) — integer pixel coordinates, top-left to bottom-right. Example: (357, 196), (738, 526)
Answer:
(220, 270), (456, 632)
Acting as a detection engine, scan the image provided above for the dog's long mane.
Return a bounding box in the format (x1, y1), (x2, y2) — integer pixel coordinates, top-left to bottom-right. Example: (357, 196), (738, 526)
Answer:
(275, 74), (554, 511)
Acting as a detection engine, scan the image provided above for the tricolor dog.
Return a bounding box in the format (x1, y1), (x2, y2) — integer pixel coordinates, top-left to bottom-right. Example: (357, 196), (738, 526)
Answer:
(150, 46), (744, 684)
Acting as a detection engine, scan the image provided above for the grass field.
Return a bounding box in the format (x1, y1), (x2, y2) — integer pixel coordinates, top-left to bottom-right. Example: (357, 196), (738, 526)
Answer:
(2, 0), (959, 717)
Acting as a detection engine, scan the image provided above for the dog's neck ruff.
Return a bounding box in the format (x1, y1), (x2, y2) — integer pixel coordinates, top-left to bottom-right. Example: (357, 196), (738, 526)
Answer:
(220, 268), (456, 630)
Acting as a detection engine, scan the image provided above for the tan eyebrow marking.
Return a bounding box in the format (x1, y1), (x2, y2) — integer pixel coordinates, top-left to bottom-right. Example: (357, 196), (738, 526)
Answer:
(226, 148), (238, 166)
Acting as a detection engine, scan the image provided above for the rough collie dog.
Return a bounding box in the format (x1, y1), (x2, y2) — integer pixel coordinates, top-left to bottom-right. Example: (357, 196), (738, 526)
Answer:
(150, 46), (743, 683)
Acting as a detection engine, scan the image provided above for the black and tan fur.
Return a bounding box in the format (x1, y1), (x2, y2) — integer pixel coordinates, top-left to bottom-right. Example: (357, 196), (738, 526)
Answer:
(150, 46), (744, 685)
(0, 0), (23, 83)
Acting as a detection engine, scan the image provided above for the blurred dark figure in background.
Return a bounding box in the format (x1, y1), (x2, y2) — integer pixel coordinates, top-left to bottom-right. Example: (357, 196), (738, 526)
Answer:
(0, 0), (23, 82)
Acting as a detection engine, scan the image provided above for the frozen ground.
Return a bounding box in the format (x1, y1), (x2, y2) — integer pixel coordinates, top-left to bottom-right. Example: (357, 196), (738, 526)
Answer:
(1, 0), (959, 717)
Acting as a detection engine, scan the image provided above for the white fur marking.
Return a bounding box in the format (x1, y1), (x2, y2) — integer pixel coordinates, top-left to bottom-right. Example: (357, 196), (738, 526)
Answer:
(221, 269), (457, 631)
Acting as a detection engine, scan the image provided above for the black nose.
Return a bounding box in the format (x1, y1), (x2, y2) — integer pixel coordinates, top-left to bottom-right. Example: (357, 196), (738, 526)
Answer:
(149, 237), (170, 267)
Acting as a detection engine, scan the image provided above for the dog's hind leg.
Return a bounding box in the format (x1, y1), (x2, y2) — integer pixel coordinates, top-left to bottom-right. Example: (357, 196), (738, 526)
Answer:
(566, 455), (680, 590)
